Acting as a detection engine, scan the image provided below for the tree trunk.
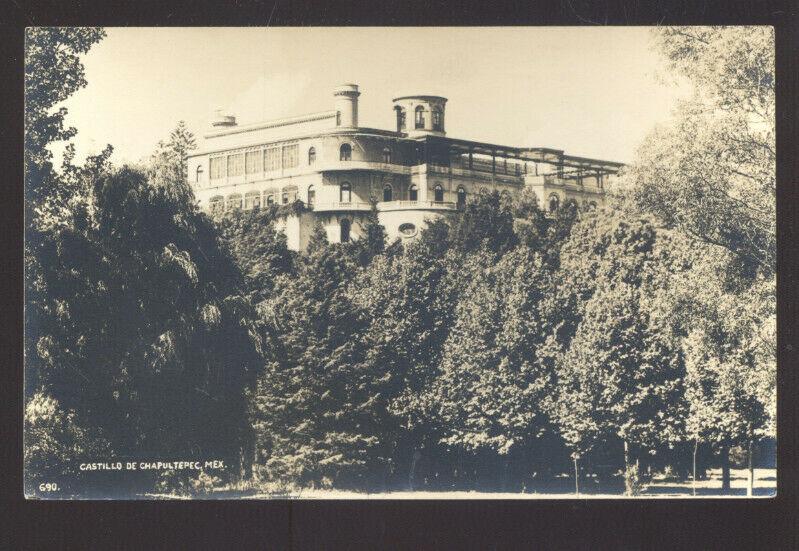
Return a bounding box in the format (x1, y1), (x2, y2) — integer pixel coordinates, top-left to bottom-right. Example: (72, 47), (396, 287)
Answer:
(692, 439), (699, 497)
(720, 446), (731, 493)
(623, 440), (632, 496)
(573, 456), (580, 496)
(747, 438), (754, 497)
(409, 450), (421, 491)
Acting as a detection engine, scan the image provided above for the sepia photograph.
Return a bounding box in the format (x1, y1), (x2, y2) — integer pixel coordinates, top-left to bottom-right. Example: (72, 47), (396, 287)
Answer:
(24, 26), (776, 500)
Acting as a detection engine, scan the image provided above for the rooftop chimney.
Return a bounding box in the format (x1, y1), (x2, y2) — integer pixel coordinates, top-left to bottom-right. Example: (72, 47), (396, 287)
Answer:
(211, 109), (237, 127)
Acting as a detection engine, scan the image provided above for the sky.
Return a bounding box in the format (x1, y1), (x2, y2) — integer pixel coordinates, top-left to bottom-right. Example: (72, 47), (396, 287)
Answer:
(56, 27), (692, 166)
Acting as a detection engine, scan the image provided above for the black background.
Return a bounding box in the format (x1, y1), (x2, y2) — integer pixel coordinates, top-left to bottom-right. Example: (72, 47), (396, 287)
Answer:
(2, 1), (797, 548)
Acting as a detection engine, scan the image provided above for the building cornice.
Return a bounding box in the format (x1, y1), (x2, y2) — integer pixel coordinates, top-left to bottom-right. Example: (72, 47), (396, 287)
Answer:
(202, 110), (339, 139)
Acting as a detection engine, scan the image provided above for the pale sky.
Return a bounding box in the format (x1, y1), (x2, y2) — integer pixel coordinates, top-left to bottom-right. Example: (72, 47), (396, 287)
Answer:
(56, 27), (691, 166)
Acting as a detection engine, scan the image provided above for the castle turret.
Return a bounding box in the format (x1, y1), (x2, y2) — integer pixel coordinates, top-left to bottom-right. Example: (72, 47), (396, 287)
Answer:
(333, 84), (360, 128)
(392, 95), (447, 137)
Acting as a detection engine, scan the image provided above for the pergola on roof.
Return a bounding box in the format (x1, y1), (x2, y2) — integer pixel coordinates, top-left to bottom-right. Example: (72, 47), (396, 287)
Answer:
(417, 135), (625, 173)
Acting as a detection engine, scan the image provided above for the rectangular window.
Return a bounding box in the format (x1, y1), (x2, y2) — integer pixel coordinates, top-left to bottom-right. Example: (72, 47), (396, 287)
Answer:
(227, 153), (244, 177)
(282, 144), (299, 169)
(209, 157), (226, 180)
(264, 147), (281, 172)
(245, 150), (263, 174)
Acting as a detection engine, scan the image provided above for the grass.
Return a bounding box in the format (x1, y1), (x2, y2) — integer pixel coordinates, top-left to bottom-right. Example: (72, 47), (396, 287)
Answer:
(139, 467), (776, 500)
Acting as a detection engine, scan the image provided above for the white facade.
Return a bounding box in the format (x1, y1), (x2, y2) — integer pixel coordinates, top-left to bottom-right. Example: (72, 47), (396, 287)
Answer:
(188, 84), (622, 250)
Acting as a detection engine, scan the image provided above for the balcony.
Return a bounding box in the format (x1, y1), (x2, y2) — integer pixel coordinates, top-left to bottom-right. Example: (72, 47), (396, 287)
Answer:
(311, 201), (373, 212)
(317, 160), (411, 175)
(377, 200), (457, 212)
(426, 162), (525, 185)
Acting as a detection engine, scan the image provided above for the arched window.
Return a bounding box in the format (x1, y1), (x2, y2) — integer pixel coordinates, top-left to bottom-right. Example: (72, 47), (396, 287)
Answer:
(308, 147), (316, 165)
(340, 182), (352, 203)
(588, 201), (598, 211)
(415, 106), (425, 129)
(383, 184), (393, 202)
(457, 186), (466, 208)
(548, 193), (560, 213)
(245, 191), (261, 210)
(209, 195), (224, 213)
(227, 194), (243, 211)
(266, 194), (274, 206)
(307, 185), (316, 207)
(340, 143), (352, 161)
(282, 191), (289, 205)
(434, 183), (444, 202)
(382, 147), (391, 164)
(409, 184), (418, 201)
(195, 165), (204, 183)
(340, 218), (351, 243)
(432, 108), (443, 131)
(395, 106), (406, 132)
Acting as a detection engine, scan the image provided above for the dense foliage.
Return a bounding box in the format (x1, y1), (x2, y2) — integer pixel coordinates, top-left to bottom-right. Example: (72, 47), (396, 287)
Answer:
(25, 26), (774, 497)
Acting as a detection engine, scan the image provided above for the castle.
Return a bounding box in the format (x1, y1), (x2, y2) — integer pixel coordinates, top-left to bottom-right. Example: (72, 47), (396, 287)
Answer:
(187, 84), (623, 250)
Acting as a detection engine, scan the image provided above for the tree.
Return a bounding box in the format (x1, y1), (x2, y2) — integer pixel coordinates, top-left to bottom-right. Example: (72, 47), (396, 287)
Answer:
(250, 235), (391, 489)
(146, 121), (198, 207)
(348, 200), (387, 267)
(620, 26), (776, 494)
(25, 27), (107, 220)
(447, 190), (518, 256)
(28, 166), (264, 494)
(547, 213), (686, 495)
(622, 26), (775, 279)
(24, 392), (111, 496)
(430, 248), (554, 490)
(215, 207), (296, 303)
(664, 243), (775, 494)
(347, 230), (462, 490)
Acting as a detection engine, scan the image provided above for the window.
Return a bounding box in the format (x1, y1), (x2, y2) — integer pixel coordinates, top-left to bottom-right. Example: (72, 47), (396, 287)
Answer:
(195, 165), (204, 183)
(434, 183), (444, 202)
(244, 191), (261, 210)
(588, 201), (598, 211)
(457, 186), (466, 208)
(383, 147), (391, 164)
(266, 194), (274, 206)
(548, 193), (560, 213)
(209, 195), (224, 213)
(281, 191), (289, 205)
(264, 147), (281, 172)
(307, 185), (315, 207)
(340, 143), (352, 161)
(308, 147), (316, 165)
(227, 153), (244, 177)
(226, 194), (243, 211)
(501, 190), (512, 206)
(282, 144), (299, 169)
(395, 106), (406, 132)
(245, 151), (262, 175)
(398, 223), (416, 237)
(340, 218), (351, 243)
(383, 184), (393, 202)
(409, 184), (418, 201)
(340, 182), (352, 203)
(432, 108), (443, 131)
(415, 106), (425, 129)
(209, 157), (226, 180)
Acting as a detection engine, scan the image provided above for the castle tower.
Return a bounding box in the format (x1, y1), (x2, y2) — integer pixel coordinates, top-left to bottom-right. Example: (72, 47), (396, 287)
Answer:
(392, 95), (447, 138)
(333, 84), (360, 128)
